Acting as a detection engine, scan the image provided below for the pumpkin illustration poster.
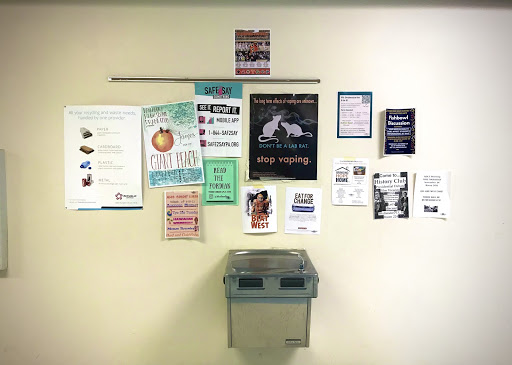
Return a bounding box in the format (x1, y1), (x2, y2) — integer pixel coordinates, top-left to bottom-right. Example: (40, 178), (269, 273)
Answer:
(249, 94), (318, 180)
(142, 101), (204, 188)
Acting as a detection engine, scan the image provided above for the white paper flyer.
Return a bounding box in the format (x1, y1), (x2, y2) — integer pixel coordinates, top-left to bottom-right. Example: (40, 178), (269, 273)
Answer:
(332, 158), (369, 206)
(241, 185), (277, 233)
(285, 187), (322, 235)
(413, 171), (451, 218)
(64, 105), (143, 210)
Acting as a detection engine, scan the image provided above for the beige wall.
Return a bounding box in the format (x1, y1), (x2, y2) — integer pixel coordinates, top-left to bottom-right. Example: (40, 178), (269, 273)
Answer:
(1, 2), (511, 365)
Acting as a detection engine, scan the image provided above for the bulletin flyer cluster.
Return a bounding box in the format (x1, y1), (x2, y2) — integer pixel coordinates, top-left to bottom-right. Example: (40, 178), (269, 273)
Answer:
(63, 28), (451, 239)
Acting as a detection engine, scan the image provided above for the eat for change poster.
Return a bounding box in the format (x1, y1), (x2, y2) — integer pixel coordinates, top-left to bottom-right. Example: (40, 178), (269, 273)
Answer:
(249, 94), (318, 180)
(285, 187), (322, 235)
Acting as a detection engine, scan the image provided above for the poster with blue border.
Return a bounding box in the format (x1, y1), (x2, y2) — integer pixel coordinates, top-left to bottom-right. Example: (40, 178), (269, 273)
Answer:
(337, 92), (372, 138)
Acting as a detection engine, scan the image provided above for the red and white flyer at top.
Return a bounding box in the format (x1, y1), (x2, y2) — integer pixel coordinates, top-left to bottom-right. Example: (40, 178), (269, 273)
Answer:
(234, 29), (271, 77)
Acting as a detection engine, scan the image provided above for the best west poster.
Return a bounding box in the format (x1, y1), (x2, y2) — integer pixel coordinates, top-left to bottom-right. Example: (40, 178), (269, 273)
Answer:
(384, 108), (416, 155)
(142, 101), (204, 188)
(284, 187), (322, 235)
(241, 185), (277, 233)
(64, 105), (143, 210)
(337, 92), (373, 138)
(202, 159), (238, 206)
(234, 29), (271, 77)
(249, 94), (318, 180)
(413, 171), (451, 218)
(164, 190), (200, 239)
(373, 172), (409, 219)
(332, 158), (369, 206)
(194, 82), (242, 157)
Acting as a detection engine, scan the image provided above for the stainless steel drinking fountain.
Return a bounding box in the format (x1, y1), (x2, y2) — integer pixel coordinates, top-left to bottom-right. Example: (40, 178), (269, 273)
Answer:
(224, 249), (319, 348)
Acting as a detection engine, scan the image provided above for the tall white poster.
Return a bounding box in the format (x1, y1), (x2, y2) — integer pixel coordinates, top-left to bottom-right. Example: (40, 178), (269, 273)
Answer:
(413, 171), (451, 218)
(64, 105), (143, 210)
(332, 158), (369, 206)
(285, 187), (322, 235)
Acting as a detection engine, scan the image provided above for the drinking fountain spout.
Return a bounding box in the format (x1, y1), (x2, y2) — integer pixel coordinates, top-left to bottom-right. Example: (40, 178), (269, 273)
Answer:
(297, 253), (305, 273)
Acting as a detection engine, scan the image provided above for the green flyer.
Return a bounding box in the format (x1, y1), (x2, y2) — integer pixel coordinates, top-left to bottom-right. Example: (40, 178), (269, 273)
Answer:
(202, 159), (238, 206)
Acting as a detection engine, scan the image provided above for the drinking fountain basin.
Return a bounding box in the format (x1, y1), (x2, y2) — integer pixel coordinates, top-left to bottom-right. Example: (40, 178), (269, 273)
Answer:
(228, 249), (310, 274)
(224, 249), (319, 348)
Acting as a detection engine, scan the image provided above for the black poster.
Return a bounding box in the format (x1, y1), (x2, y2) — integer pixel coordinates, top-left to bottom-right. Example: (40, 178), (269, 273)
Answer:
(249, 94), (318, 180)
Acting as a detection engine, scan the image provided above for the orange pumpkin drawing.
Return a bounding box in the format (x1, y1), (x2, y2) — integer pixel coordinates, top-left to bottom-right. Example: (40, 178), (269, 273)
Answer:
(151, 127), (174, 152)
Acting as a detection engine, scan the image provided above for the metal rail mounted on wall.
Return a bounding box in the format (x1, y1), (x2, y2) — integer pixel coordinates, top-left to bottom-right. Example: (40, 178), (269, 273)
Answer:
(108, 76), (320, 84)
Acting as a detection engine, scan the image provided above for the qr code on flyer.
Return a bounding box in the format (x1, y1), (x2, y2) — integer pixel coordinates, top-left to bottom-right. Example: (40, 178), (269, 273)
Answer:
(362, 94), (371, 104)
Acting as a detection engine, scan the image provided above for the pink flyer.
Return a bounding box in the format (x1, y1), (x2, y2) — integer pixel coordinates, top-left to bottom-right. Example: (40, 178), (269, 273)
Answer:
(164, 191), (200, 238)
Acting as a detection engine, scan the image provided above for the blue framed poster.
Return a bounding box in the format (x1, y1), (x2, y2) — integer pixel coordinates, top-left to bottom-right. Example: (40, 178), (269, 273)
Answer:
(337, 91), (372, 138)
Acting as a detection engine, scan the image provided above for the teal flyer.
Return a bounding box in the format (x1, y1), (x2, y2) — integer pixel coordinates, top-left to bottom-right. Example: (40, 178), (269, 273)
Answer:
(202, 159), (238, 206)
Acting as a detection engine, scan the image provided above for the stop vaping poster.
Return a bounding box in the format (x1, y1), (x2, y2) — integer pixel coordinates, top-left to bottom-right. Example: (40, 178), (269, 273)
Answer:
(249, 94), (318, 180)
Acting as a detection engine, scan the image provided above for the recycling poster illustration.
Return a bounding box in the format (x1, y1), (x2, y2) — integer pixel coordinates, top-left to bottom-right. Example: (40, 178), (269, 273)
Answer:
(64, 105), (143, 210)
(249, 94), (318, 180)
(194, 82), (242, 157)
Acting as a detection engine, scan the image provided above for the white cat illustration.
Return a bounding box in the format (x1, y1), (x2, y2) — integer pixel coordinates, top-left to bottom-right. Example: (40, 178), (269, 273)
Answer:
(258, 115), (281, 143)
(281, 121), (313, 138)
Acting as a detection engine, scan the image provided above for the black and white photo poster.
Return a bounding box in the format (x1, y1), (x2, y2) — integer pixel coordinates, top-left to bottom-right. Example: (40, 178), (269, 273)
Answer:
(373, 172), (409, 219)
